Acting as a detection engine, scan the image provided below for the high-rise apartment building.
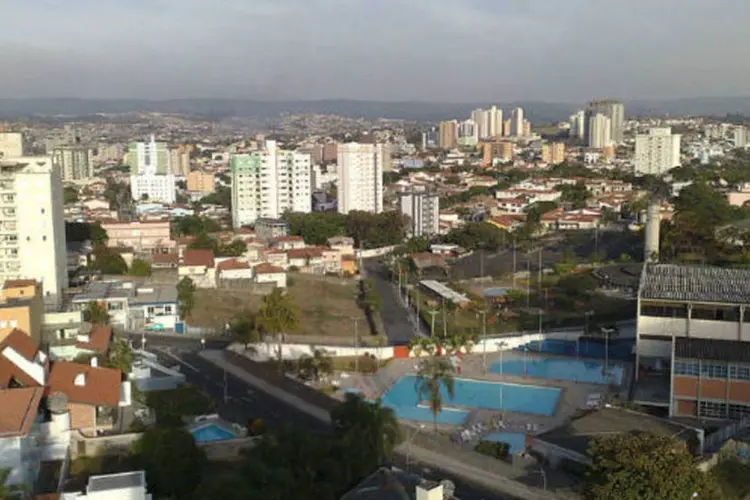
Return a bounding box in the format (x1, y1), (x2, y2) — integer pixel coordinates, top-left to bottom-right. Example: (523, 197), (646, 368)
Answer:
(52, 146), (95, 181)
(634, 127), (682, 176)
(186, 171), (215, 194)
(421, 128), (438, 149)
(438, 121), (458, 149)
(470, 109), (490, 139)
(398, 190), (439, 237)
(734, 126), (748, 149)
(488, 106), (503, 138)
(0, 132), (23, 159)
(230, 140), (312, 228)
(541, 142), (565, 165)
(337, 142), (385, 214)
(503, 120), (512, 137)
(170, 148), (190, 176)
(458, 120), (479, 147)
(588, 114), (613, 149)
(129, 136), (175, 203)
(587, 100), (625, 144)
(569, 110), (585, 138)
(510, 108), (525, 137)
(0, 157), (68, 308)
(482, 141), (513, 166)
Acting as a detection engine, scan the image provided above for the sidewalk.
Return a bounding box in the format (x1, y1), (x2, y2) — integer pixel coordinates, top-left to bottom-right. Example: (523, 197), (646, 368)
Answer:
(198, 350), (571, 500)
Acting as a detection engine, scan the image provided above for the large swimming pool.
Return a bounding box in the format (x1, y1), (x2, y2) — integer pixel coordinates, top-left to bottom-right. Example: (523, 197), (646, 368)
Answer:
(380, 375), (560, 425)
(490, 352), (623, 385)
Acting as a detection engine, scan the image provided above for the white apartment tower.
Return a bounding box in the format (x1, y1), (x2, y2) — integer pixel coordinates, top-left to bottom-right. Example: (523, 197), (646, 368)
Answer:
(399, 190), (439, 237)
(569, 110), (585, 138)
(734, 126), (748, 149)
(0, 157), (68, 308)
(52, 146), (95, 181)
(129, 136), (175, 203)
(587, 100), (625, 144)
(0, 132), (23, 159)
(634, 127), (682, 176)
(510, 108), (525, 137)
(588, 114), (612, 149)
(337, 142), (385, 214)
(231, 140), (312, 228)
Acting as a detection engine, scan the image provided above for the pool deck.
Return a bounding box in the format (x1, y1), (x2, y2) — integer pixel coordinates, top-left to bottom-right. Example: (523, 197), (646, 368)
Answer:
(335, 350), (633, 439)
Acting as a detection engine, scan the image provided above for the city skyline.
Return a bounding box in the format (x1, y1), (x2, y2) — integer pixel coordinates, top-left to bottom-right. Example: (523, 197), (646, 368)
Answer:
(4, 0), (750, 102)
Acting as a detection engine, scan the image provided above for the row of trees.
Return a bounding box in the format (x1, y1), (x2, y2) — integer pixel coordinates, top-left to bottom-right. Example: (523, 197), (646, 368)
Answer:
(283, 211), (407, 248)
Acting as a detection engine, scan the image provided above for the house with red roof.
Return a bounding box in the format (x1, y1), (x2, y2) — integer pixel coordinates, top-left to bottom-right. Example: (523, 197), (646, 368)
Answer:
(179, 249), (217, 288)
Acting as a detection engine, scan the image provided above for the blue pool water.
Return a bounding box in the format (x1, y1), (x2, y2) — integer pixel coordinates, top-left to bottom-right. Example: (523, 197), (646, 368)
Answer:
(491, 352), (623, 385)
(380, 375), (560, 424)
(191, 424), (236, 443)
(517, 338), (634, 362)
(484, 432), (527, 454)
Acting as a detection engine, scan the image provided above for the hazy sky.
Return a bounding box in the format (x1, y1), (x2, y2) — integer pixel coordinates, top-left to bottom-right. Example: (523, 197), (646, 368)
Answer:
(3, 0), (750, 102)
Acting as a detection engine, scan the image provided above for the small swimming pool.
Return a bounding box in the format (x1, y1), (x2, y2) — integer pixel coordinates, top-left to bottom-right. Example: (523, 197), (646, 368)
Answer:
(484, 432), (527, 454)
(191, 423), (236, 443)
(491, 352), (623, 385)
(380, 375), (560, 425)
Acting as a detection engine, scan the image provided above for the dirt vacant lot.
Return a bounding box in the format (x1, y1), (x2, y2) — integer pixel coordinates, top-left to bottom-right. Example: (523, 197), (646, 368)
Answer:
(189, 275), (368, 339)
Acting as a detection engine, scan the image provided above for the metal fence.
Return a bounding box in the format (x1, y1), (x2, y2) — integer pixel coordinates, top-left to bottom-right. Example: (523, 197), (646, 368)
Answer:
(704, 416), (750, 453)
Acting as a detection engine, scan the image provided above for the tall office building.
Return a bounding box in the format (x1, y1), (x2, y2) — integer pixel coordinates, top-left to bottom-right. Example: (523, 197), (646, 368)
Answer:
(129, 136), (175, 203)
(0, 157), (68, 308)
(587, 100), (625, 144)
(634, 127), (682, 176)
(0, 132), (23, 159)
(541, 142), (566, 165)
(734, 126), (748, 149)
(231, 140), (312, 228)
(569, 110), (585, 138)
(337, 142), (385, 214)
(510, 108), (525, 137)
(588, 114), (613, 149)
(398, 190), (439, 237)
(438, 121), (458, 149)
(52, 145), (95, 181)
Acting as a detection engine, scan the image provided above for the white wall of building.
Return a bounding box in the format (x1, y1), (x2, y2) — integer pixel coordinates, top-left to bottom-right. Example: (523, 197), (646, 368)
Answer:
(399, 191), (439, 237)
(634, 127), (681, 175)
(588, 114), (612, 148)
(130, 174), (176, 204)
(0, 133), (23, 158)
(337, 143), (384, 214)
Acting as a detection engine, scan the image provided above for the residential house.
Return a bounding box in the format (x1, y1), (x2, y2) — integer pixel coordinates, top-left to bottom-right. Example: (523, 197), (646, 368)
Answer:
(61, 470), (153, 500)
(341, 255), (358, 276)
(46, 361), (124, 435)
(556, 209), (602, 230)
(321, 248), (342, 274)
(217, 259), (254, 281)
(43, 311), (86, 359)
(263, 249), (289, 269)
(486, 215), (524, 232)
(179, 249), (216, 288)
(151, 252), (178, 269)
(270, 235), (306, 251)
(71, 281), (134, 327)
(253, 263), (287, 288)
(327, 236), (355, 256)
(0, 387), (45, 487)
(495, 197), (528, 214)
(0, 280), (44, 347)
(128, 285), (179, 332)
(47, 324), (112, 362)
(0, 329), (48, 389)
(287, 247), (325, 274)
(244, 240), (265, 262)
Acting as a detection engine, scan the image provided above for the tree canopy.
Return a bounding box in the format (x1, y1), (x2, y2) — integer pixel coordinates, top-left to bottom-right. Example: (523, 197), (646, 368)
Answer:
(129, 258), (152, 277)
(173, 216), (221, 237)
(283, 210), (407, 248)
(177, 277), (197, 320)
(445, 222), (507, 251)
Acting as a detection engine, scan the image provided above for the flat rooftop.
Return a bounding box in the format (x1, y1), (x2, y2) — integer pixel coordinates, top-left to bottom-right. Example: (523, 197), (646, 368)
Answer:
(537, 407), (698, 456)
(131, 285), (177, 305)
(640, 263), (750, 305)
(420, 280), (470, 305)
(71, 280), (135, 302)
(87, 471), (145, 492)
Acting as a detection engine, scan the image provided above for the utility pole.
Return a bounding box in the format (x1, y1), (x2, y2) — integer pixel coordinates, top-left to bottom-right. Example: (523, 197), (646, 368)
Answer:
(428, 309), (438, 338)
(353, 317), (360, 372)
(537, 248), (542, 303)
(526, 261), (531, 307)
(478, 309), (488, 371)
(223, 368), (228, 404)
(512, 236), (517, 289)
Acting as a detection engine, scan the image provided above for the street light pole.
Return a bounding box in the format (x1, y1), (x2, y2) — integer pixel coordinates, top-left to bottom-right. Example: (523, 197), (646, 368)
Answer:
(478, 309), (488, 371)
(223, 368), (228, 404)
(352, 317), (360, 372)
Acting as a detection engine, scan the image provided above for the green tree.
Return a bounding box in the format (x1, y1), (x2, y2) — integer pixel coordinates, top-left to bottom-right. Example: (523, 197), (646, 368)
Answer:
(558, 272), (598, 297)
(145, 385), (215, 426)
(90, 247), (128, 274)
(63, 186), (79, 205)
(199, 185), (231, 208)
(84, 301), (110, 325)
(217, 239), (246, 257)
(673, 182), (736, 227)
(445, 222), (506, 251)
(177, 277), (197, 320)
(173, 216), (221, 237)
(129, 258), (152, 277)
(188, 232), (218, 251)
(230, 310), (260, 350)
(0, 468), (29, 499)
(415, 357), (456, 431)
(331, 393), (403, 478)
(297, 348), (334, 383)
(283, 211), (348, 245)
(105, 338), (133, 374)
(130, 426), (207, 500)
(584, 432), (720, 500)
(258, 288), (301, 368)
(558, 181), (591, 209)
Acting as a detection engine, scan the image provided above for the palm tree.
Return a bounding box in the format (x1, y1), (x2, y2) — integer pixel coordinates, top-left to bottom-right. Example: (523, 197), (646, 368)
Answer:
(407, 337), (436, 358)
(331, 393), (403, 473)
(415, 357), (456, 432)
(84, 301), (110, 325)
(257, 288), (300, 371)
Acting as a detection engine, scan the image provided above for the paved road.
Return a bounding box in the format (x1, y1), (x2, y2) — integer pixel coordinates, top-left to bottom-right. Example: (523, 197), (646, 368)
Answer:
(363, 258), (420, 345)
(148, 345), (510, 500)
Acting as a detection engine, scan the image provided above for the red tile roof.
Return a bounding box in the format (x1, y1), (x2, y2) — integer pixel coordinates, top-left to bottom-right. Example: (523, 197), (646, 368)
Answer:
(0, 329), (43, 388)
(76, 325), (113, 354)
(0, 387), (43, 437)
(287, 247), (323, 260)
(217, 259), (251, 271)
(254, 263), (284, 275)
(182, 249), (215, 268)
(271, 235), (303, 243)
(152, 253), (178, 265)
(3, 279), (37, 289)
(46, 362), (121, 407)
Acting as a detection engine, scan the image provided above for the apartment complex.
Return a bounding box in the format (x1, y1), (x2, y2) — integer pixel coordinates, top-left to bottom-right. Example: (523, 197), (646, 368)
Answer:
(337, 142), (385, 214)
(52, 145), (95, 181)
(569, 110), (585, 139)
(438, 121), (458, 149)
(128, 136), (175, 203)
(510, 107), (525, 137)
(0, 132), (23, 158)
(100, 221), (174, 254)
(398, 190), (439, 237)
(470, 106), (503, 139)
(587, 113), (612, 149)
(482, 141), (513, 166)
(170, 148), (191, 176)
(634, 127), (682, 176)
(230, 140), (312, 228)
(186, 170), (215, 193)
(541, 142), (565, 165)
(587, 100), (625, 144)
(0, 157), (68, 308)
(636, 264), (750, 420)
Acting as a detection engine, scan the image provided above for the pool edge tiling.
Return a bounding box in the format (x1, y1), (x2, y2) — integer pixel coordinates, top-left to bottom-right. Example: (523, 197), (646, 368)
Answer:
(380, 375), (561, 424)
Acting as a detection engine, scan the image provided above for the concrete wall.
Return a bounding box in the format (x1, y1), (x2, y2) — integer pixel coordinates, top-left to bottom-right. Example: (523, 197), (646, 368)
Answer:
(71, 432), (141, 459)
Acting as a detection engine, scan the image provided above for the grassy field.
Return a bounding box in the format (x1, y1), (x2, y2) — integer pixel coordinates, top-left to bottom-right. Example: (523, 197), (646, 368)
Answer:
(189, 275), (368, 338)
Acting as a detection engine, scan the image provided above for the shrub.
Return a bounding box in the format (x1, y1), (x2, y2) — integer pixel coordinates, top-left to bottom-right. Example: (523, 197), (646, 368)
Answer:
(474, 440), (510, 460)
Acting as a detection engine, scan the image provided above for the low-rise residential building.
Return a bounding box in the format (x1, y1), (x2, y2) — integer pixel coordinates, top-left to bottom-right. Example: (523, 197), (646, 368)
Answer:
(341, 255), (358, 276)
(270, 235), (306, 251)
(217, 259), (253, 280)
(0, 280), (44, 347)
(100, 221), (174, 254)
(327, 236), (355, 256)
(0, 387), (45, 487)
(179, 249), (216, 288)
(287, 247), (324, 274)
(61, 470), (152, 500)
(253, 263), (287, 288)
(186, 170), (215, 193)
(254, 218), (290, 241)
(129, 285), (179, 332)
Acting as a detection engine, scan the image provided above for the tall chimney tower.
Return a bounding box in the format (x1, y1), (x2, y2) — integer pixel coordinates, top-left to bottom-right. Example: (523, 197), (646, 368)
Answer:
(644, 202), (661, 262)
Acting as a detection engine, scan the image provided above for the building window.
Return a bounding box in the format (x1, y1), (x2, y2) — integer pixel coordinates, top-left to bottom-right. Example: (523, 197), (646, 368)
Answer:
(728, 403), (750, 420)
(674, 360), (699, 377)
(701, 362), (728, 379)
(730, 364), (750, 381)
(640, 305), (687, 318)
(699, 400), (727, 419)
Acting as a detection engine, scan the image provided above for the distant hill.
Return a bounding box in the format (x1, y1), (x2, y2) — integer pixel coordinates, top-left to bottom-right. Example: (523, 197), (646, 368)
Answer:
(1, 96), (749, 123)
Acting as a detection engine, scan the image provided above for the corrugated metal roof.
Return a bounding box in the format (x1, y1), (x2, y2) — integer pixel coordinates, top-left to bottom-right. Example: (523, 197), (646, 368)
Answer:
(640, 264), (750, 304)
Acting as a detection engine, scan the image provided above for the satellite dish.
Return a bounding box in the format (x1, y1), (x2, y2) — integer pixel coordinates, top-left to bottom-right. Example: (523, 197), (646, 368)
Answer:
(440, 480), (456, 499)
(46, 392), (69, 414)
